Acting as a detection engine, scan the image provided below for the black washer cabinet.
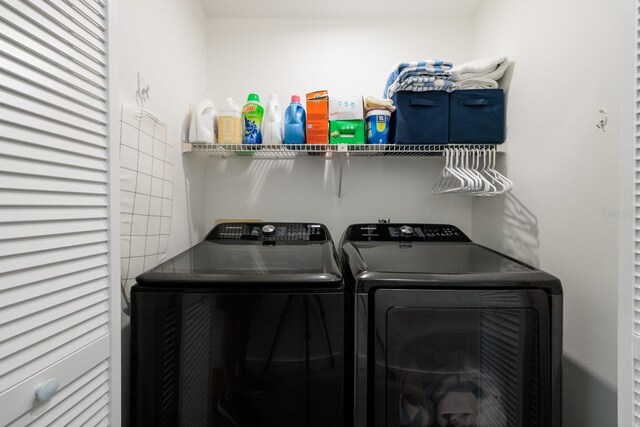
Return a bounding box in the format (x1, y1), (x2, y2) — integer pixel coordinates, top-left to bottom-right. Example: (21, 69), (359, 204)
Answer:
(131, 222), (345, 427)
(340, 223), (562, 427)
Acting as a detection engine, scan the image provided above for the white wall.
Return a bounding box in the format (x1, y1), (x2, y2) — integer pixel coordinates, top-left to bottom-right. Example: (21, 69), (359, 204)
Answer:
(470, 1), (620, 425)
(205, 17), (477, 236)
(119, 0), (210, 259)
(118, 1), (209, 425)
(115, 5), (623, 423)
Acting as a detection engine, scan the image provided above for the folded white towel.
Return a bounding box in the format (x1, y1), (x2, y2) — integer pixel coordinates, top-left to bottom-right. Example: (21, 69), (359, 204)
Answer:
(450, 56), (509, 82)
(457, 78), (499, 90)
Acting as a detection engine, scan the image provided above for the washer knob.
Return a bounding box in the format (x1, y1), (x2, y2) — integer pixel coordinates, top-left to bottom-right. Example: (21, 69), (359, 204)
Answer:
(262, 224), (276, 236)
(399, 225), (414, 238)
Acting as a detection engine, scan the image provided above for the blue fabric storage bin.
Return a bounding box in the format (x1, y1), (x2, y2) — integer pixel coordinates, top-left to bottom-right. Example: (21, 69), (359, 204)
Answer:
(449, 89), (505, 144)
(391, 91), (449, 144)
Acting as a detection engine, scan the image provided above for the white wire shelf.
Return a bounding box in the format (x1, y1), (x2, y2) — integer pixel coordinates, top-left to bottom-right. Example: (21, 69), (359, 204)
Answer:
(182, 142), (499, 158)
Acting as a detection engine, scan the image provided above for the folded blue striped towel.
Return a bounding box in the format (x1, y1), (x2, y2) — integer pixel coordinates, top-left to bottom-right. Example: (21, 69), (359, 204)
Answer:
(387, 76), (456, 97)
(384, 60), (455, 98)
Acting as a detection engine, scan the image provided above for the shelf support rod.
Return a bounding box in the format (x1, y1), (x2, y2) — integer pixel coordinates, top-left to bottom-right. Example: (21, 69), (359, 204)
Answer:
(337, 154), (345, 199)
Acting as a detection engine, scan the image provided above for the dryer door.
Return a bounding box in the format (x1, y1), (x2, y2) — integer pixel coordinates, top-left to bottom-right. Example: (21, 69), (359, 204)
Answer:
(371, 289), (550, 427)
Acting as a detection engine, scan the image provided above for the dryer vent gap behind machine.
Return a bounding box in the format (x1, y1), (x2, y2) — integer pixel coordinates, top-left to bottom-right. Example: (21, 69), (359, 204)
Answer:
(339, 223), (563, 427)
(131, 222), (345, 427)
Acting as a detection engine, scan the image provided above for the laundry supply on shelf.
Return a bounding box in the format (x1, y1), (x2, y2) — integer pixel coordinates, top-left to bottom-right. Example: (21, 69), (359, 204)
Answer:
(284, 95), (306, 145)
(365, 109), (390, 144)
(328, 96), (364, 121)
(329, 120), (365, 144)
(364, 96), (396, 112)
(262, 94), (283, 144)
(217, 98), (243, 144)
(242, 93), (264, 144)
(189, 99), (217, 144)
(384, 60), (456, 98)
(218, 110), (243, 144)
(306, 90), (329, 144)
(327, 95), (365, 144)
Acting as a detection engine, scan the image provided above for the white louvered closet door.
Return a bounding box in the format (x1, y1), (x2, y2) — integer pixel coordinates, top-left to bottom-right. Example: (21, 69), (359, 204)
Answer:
(634, 0), (640, 423)
(0, 0), (119, 426)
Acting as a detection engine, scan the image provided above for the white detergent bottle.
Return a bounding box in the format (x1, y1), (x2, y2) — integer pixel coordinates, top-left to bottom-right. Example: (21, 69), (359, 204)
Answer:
(189, 99), (217, 144)
(262, 94), (283, 145)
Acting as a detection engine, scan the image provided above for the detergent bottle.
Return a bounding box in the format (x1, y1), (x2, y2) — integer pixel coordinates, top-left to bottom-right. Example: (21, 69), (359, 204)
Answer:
(189, 99), (217, 144)
(283, 95), (306, 145)
(242, 93), (264, 144)
(262, 94), (283, 144)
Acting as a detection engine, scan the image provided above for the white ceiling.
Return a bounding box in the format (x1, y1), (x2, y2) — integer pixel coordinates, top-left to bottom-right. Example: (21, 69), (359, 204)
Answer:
(199, 0), (484, 19)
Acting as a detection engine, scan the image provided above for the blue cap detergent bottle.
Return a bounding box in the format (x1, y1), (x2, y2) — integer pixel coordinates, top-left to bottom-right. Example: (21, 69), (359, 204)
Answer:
(284, 95), (306, 145)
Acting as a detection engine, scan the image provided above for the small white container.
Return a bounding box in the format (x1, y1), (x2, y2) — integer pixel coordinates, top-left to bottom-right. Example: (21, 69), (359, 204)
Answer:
(189, 100), (216, 144)
(262, 94), (283, 144)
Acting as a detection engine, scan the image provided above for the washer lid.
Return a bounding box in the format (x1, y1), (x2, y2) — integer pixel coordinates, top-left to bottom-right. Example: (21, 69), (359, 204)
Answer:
(341, 223), (562, 294)
(135, 223), (342, 289)
(347, 241), (532, 274)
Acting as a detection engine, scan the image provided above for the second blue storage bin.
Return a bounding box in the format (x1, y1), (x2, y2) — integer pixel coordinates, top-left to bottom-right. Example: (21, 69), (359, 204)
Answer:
(449, 89), (505, 144)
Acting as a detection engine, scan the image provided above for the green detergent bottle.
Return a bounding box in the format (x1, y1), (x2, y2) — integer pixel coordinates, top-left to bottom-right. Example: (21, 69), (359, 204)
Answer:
(242, 93), (264, 144)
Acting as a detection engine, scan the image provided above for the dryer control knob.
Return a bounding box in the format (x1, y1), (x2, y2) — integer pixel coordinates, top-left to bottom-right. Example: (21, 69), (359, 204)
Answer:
(399, 225), (414, 238)
(262, 224), (276, 236)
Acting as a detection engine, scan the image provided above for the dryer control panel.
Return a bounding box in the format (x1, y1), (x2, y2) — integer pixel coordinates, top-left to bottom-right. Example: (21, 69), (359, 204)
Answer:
(206, 222), (328, 242)
(346, 223), (470, 242)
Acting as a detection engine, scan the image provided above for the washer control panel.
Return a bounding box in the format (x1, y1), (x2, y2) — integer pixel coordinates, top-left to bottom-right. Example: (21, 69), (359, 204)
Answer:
(347, 224), (470, 242)
(207, 223), (328, 242)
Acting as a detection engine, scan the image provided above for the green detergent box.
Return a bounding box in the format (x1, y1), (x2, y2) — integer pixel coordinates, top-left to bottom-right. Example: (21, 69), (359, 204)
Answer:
(329, 120), (365, 144)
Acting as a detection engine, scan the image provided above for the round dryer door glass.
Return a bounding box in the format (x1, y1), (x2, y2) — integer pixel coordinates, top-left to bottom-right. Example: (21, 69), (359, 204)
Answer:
(372, 289), (550, 427)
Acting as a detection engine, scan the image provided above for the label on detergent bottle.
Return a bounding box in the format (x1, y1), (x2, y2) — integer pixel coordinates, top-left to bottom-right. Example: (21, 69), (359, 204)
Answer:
(242, 94), (264, 144)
